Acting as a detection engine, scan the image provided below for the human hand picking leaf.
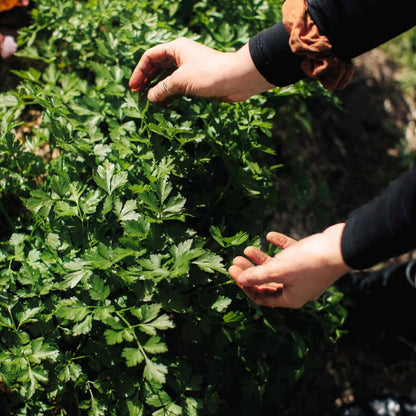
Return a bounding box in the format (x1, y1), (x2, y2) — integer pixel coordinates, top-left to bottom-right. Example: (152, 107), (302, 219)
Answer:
(228, 224), (351, 309)
(129, 38), (274, 104)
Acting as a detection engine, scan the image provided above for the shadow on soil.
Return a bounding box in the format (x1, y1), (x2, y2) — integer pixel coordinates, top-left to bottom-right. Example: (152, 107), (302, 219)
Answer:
(271, 50), (416, 415)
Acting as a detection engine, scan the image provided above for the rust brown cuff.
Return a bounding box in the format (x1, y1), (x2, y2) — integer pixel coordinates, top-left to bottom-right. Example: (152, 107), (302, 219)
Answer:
(0, 0), (28, 12)
(282, 0), (354, 89)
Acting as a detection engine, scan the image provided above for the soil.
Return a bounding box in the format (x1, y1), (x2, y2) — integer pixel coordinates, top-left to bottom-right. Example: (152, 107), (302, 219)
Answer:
(271, 49), (416, 415)
(271, 48), (416, 239)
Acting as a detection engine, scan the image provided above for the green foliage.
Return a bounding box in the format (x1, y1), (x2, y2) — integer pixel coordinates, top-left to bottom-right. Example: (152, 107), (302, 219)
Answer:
(383, 26), (416, 96)
(0, 0), (346, 414)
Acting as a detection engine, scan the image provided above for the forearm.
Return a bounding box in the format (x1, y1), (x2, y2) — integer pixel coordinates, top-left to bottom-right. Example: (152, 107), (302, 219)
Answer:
(341, 166), (416, 270)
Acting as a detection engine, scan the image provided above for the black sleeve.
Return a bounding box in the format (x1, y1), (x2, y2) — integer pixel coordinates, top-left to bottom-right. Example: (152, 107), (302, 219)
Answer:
(249, 0), (416, 86)
(341, 166), (416, 270)
(249, 22), (305, 87)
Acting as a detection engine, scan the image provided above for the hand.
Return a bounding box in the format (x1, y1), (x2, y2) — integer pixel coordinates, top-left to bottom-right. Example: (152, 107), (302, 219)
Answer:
(228, 224), (351, 309)
(129, 37), (274, 104)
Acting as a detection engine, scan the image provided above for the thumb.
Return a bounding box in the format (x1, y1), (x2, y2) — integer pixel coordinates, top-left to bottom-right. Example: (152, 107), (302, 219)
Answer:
(237, 261), (284, 287)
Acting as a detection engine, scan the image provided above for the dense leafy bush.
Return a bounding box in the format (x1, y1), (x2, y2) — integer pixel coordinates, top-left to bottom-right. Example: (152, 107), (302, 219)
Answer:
(0, 0), (346, 414)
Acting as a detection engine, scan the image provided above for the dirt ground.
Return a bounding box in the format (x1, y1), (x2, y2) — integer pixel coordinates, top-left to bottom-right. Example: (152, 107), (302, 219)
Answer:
(272, 48), (416, 237)
(272, 49), (416, 415)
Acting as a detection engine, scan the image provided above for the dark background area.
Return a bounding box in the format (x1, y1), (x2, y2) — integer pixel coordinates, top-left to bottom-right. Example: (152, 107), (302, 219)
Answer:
(271, 48), (416, 415)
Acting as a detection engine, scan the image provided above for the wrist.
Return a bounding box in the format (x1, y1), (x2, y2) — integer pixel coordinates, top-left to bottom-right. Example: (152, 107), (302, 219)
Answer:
(322, 223), (352, 276)
(231, 44), (275, 95)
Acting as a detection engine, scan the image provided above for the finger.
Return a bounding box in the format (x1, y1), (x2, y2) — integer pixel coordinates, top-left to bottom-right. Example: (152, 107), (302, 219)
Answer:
(229, 263), (282, 289)
(243, 246), (270, 265)
(266, 231), (297, 249)
(229, 265), (264, 291)
(147, 74), (181, 103)
(147, 75), (175, 102)
(236, 262), (284, 287)
(228, 264), (244, 285)
(246, 282), (284, 294)
(129, 43), (177, 92)
(230, 266), (285, 306)
(244, 286), (286, 308)
(232, 256), (254, 270)
(256, 282), (284, 291)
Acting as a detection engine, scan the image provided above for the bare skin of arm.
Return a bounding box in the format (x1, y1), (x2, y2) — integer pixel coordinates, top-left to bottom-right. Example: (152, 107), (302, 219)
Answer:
(229, 224), (351, 309)
(129, 38), (274, 104)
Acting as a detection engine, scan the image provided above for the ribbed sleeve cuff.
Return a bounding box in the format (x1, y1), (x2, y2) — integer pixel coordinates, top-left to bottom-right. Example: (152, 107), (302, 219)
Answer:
(248, 22), (304, 87)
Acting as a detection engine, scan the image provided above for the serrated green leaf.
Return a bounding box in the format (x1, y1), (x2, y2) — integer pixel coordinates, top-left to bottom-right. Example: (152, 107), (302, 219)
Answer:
(89, 277), (110, 301)
(149, 314), (175, 331)
(93, 160), (128, 195)
(143, 336), (168, 354)
(89, 396), (107, 416)
(25, 190), (53, 217)
(109, 120), (136, 139)
(30, 338), (59, 364)
(0, 314), (13, 329)
(9, 233), (25, 247)
(58, 361), (83, 383)
(122, 218), (150, 238)
(192, 252), (225, 273)
(184, 397), (199, 416)
(104, 329), (124, 345)
(209, 226), (249, 248)
(122, 347), (144, 367)
(152, 402), (182, 416)
(0, 94), (18, 107)
(16, 307), (41, 327)
(27, 366), (48, 398)
(161, 195), (186, 217)
(135, 304), (161, 323)
(62, 268), (93, 289)
(73, 314), (93, 336)
(93, 144), (112, 157)
(138, 323), (157, 336)
(93, 304), (115, 323)
(55, 200), (79, 217)
(55, 298), (90, 322)
(46, 233), (61, 250)
(137, 254), (170, 280)
(223, 311), (244, 324)
(84, 243), (133, 270)
(211, 296), (232, 313)
(146, 390), (172, 407)
(143, 359), (167, 384)
(114, 198), (140, 222)
(80, 189), (103, 217)
(126, 396), (145, 416)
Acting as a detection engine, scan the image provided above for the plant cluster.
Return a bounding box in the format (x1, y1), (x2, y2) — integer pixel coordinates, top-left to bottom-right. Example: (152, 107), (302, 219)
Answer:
(0, 0), (346, 415)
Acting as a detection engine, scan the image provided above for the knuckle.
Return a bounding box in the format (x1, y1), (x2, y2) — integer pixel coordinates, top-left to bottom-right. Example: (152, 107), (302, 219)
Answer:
(183, 83), (193, 97)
